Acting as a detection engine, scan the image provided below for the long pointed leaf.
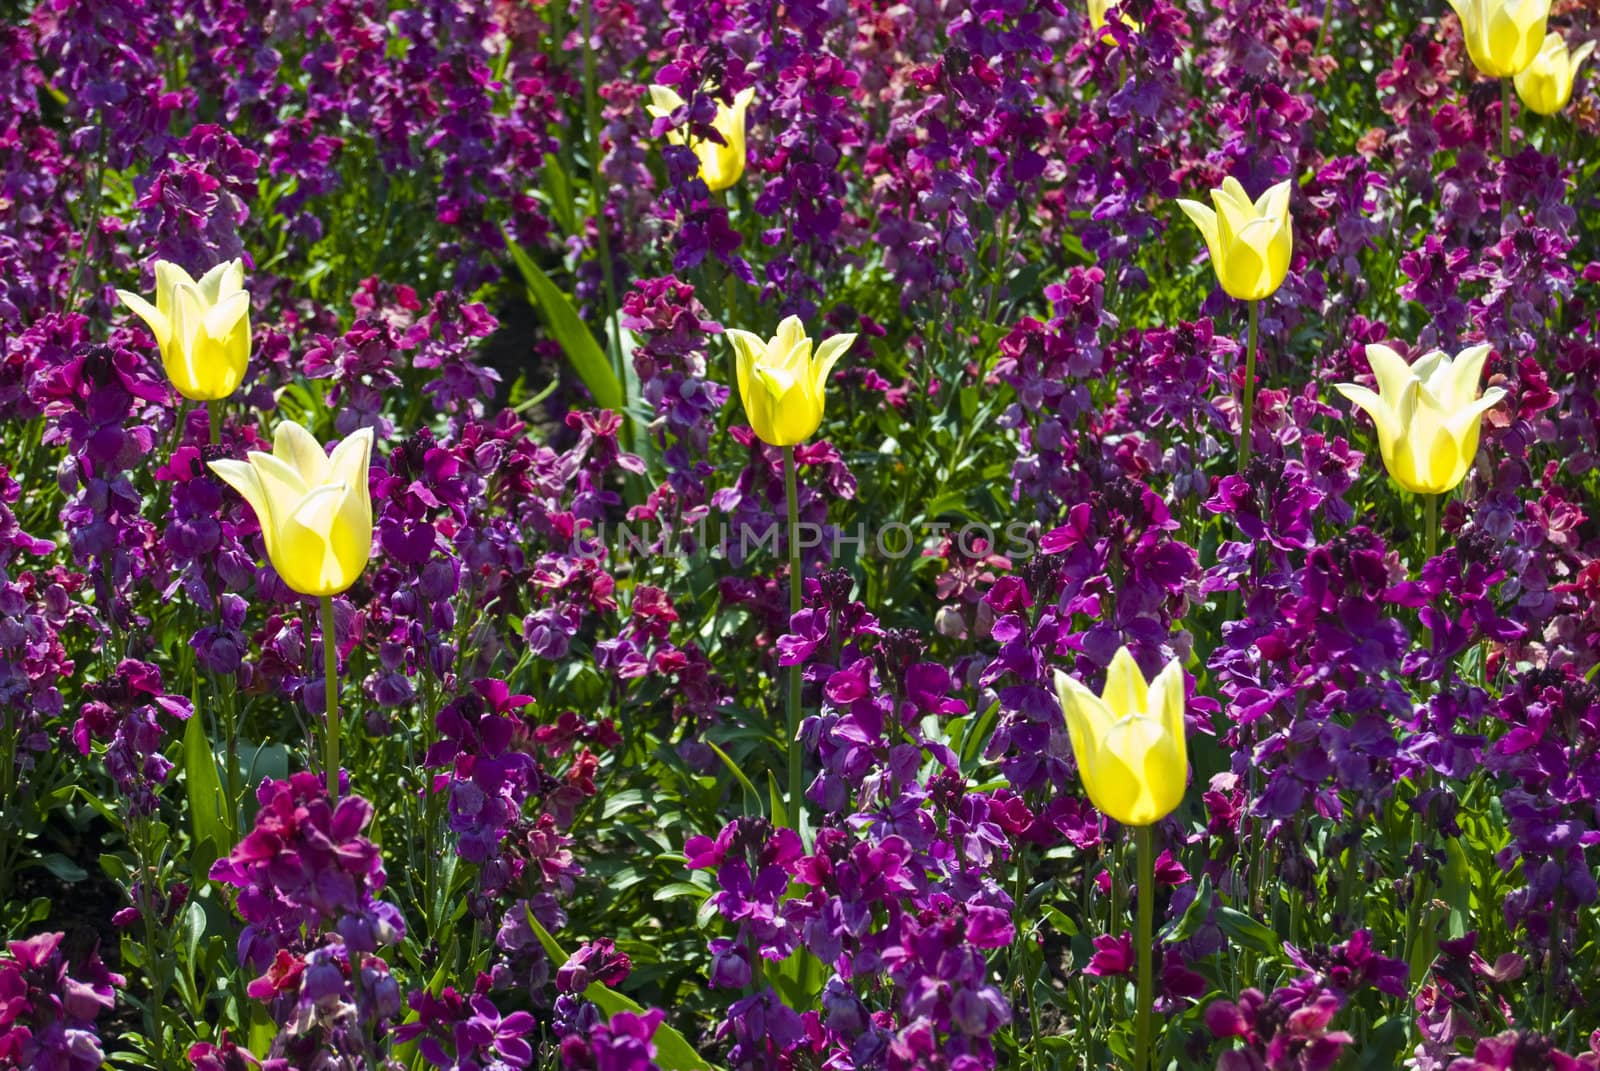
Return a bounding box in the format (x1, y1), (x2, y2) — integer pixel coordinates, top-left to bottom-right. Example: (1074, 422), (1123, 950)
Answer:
(503, 230), (624, 413)
(526, 911), (714, 1071)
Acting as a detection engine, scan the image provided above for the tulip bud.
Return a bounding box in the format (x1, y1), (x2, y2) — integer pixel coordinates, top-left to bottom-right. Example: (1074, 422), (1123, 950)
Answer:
(726, 316), (855, 447)
(1087, 0), (1140, 40)
(1175, 177), (1294, 302)
(1053, 647), (1188, 828)
(645, 85), (756, 192)
(1513, 32), (1595, 115)
(116, 259), (251, 401)
(209, 422), (375, 597)
(1334, 343), (1508, 496)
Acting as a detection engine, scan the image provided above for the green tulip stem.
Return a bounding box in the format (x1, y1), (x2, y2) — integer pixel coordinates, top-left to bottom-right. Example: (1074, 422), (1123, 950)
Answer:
(1501, 78), (1512, 160)
(320, 595), (340, 799)
(1239, 299), (1259, 472)
(1424, 493), (1438, 564)
(1133, 823), (1156, 1071)
(208, 399), (222, 446)
(1314, 0), (1334, 54)
(783, 445), (804, 828)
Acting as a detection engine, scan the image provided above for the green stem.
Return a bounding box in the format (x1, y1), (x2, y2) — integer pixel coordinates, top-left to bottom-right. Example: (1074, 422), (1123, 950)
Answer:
(1239, 300), (1259, 472)
(1314, 0), (1334, 54)
(221, 675), (241, 844)
(208, 399), (223, 446)
(65, 141), (107, 313)
(580, 0), (625, 415)
(1423, 493), (1437, 564)
(321, 595), (339, 799)
(1134, 825), (1156, 1071)
(783, 446), (804, 828)
(1501, 78), (1512, 160)
(1544, 886), (1564, 1033)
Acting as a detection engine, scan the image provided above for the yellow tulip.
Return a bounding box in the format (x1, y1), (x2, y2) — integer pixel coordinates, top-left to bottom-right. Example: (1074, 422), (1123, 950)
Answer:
(208, 422), (375, 597)
(1446, 0), (1551, 78)
(1175, 177), (1293, 302)
(1513, 33), (1595, 114)
(116, 259), (251, 401)
(726, 316), (855, 447)
(1087, 0), (1140, 39)
(1334, 343), (1508, 496)
(1054, 647), (1187, 828)
(645, 85), (756, 192)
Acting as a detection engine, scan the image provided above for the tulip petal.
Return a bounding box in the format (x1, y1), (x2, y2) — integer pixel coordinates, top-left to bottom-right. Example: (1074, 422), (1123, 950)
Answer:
(291, 481), (349, 534)
(1362, 343), (1415, 404)
(115, 290), (171, 350)
(273, 421), (333, 485)
(772, 316), (808, 363)
(328, 482), (374, 594)
(248, 451), (312, 522)
(1149, 659), (1187, 751)
(1445, 385), (1507, 441)
(1176, 199), (1222, 271)
(647, 84), (685, 118)
(203, 290), (250, 340)
(1102, 646), (1149, 720)
(196, 259), (242, 303)
(753, 361), (800, 402)
(328, 427), (375, 490)
(1139, 731), (1187, 825)
(154, 260), (196, 319)
(168, 282), (208, 395)
(811, 333), (855, 390)
(1253, 179), (1292, 223)
(1447, 344), (1493, 409)
(1221, 220), (1273, 299)
(1098, 716), (1165, 825)
(1333, 384), (1400, 456)
(1055, 669), (1117, 767)
(207, 459), (272, 542)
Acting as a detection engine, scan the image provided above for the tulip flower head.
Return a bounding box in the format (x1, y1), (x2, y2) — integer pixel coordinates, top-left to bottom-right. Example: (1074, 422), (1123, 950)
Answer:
(1513, 32), (1595, 115)
(1334, 343), (1508, 496)
(116, 259), (251, 401)
(646, 85), (755, 193)
(726, 316), (856, 448)
(209, 422), (375, 597)
(1447, 0), (1552, 78)
(1175, 178), (1293, 302)
(1087, 0), (1140, 40)
(1054, 648), (1187, 828)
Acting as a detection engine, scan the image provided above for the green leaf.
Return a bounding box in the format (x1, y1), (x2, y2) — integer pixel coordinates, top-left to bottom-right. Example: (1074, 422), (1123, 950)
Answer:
(1169, 874), (1214, 943)
(35, 853), (86, 883)
(1216, 906), (1281, 957)
(540, 153), (579, 236)
(705, 741), (760, 813)
(503, 229), (623, 412)
(1440, 837), (1472, 940)
(652, 882), (710, 904)
(767, 770), (787, 830)
(525, 911), (715, 1071)
(183, 714), (227, 874)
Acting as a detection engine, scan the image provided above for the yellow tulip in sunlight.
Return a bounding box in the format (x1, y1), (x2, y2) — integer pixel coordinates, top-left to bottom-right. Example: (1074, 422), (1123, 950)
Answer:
(1087, 0), (1140, 39)
(1513, 32), (1596, 115)
(1054, 647), (1187, 828)
(1334, 343), (1508, 496)
(646, 85), (755, 192)
(1446, 0), (1551, 78)
(116, 259), (251, 401)
(726, 316), (856, 447)
(208, 422), (375, 597)
(1175, 178), (1293, 302)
